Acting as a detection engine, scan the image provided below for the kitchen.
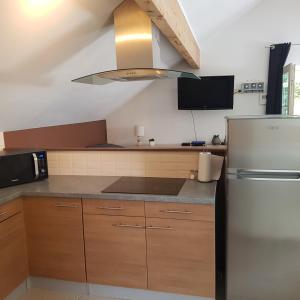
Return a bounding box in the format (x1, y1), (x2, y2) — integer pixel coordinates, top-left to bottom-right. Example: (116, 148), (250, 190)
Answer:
(1, 1), (300, 300)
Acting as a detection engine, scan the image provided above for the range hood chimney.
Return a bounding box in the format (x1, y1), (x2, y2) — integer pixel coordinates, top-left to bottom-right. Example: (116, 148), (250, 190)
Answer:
(72, 0), (198, 85)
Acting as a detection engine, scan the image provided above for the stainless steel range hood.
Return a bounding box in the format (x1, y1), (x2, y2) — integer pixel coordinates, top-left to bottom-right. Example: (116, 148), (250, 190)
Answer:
(72, 0), (198, 85)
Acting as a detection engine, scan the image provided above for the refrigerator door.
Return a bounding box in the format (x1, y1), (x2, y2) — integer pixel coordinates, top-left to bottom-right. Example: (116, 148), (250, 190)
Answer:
(227, 117), (300, 171)
(226, 174), (300, 300)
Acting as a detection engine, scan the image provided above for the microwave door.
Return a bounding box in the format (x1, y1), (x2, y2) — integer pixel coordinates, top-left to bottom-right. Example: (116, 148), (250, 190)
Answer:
(0, 153), (36, 187)
(14, 153), (39, 182)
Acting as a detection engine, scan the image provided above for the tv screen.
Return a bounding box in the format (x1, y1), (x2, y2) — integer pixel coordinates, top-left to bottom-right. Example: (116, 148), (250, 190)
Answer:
(178, 75), (234, 110)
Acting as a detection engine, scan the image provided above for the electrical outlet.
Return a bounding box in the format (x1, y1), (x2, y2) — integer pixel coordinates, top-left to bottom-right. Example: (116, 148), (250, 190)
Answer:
(259, 94), (267, 105)
(257, 82), (264, 92)
(242, 83), (250, 93)
(241, 82), (264, 93)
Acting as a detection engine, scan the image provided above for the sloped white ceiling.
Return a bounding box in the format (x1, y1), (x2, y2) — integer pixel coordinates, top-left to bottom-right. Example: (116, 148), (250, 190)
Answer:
(0, 0), (262, 131)
(179, 0), (263, 41)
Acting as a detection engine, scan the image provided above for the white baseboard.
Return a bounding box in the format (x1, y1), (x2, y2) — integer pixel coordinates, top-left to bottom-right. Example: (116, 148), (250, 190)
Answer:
(28, 277), (214, 300)
(4, 281), (28, 300)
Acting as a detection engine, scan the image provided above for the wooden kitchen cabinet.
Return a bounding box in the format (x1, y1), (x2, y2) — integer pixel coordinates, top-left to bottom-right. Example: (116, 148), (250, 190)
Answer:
(0, 200), (28, 299)
(146, 216), (215, 297)
(24, 197), (86, 282)
(84, 213), (147, 289)
(19, 195), (215, 297)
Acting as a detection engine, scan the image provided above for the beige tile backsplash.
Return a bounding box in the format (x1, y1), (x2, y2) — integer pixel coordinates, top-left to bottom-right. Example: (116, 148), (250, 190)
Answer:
(47, 151), (199, 179)
(0, 132), (4, 150)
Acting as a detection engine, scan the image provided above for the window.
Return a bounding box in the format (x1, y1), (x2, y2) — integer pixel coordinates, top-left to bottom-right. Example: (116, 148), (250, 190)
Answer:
(294, 66), (300, 115)
(282, 64), (300, 115)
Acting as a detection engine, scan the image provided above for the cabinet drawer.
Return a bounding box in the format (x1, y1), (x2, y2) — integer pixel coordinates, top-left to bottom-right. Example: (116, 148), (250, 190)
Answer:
(83, 199), (145, 217)
(145, 201), (214, 221)
(0, 199), (22, 223)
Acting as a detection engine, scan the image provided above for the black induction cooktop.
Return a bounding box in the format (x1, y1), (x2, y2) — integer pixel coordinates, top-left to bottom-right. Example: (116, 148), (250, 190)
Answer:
(102, 177), (186, 196)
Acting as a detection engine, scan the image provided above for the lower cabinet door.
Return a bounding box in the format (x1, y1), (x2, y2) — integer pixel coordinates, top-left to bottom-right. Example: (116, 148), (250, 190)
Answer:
(0, 213), (28, 299)
(146, 217), (215, 297)
(84, 214), (147, 289)
(24, 197), (86, 282)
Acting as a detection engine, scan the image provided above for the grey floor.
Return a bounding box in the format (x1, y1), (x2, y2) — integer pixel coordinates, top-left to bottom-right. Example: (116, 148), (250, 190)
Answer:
(17, 289), (122, 300)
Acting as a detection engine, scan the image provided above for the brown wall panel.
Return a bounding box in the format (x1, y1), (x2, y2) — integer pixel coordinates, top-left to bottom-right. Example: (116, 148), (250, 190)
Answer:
(4, 120), (107, 149)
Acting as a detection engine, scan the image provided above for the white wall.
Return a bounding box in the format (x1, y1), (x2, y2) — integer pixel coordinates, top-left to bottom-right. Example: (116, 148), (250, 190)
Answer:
(107, 0), (300, 145)
(1, 0), (300, 142)
(0, 0), (182, 132)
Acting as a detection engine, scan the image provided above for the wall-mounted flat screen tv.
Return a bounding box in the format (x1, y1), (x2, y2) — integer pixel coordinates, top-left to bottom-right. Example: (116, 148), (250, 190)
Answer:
(178, 75), (234, 110)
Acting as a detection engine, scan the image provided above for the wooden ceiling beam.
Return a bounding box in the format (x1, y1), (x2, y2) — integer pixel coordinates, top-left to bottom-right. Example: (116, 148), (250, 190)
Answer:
(134, 0), (200, 68)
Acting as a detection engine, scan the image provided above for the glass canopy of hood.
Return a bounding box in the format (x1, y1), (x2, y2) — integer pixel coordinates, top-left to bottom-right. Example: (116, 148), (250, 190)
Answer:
(72, 68), (199, 85)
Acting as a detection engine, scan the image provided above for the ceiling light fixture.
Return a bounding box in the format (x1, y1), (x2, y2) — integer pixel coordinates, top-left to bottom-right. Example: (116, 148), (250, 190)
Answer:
(22, 0), (61, 17)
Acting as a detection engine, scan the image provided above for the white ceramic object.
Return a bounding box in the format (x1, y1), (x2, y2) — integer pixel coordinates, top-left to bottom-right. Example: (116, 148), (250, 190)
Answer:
(135, 125), (145, 145)
(149, 139), (156, 146)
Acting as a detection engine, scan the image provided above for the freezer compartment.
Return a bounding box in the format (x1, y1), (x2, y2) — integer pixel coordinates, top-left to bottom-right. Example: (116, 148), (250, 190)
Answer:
(227, 117), (300, 170)
(226, 176), (300, 300)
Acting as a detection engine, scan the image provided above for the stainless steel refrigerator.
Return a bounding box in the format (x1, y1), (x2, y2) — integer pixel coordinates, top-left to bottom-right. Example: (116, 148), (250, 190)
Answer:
(226, 116), (300, 300)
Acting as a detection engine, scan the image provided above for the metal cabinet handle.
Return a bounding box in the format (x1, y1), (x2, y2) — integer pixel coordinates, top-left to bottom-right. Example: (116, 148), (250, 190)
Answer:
(147, 226), (173, 230)
(160, 209), (192, 214)
(96, 206), (124, 211)
(32, 153), (39, 179)
(55, 204), (79, 209)
(237, 169), (300, 181)
(113, 224), (144, 229)
(0, 212), (7, 217)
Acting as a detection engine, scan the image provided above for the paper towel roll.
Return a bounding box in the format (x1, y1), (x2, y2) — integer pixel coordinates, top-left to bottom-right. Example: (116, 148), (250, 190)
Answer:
(198, 152), (212, 182)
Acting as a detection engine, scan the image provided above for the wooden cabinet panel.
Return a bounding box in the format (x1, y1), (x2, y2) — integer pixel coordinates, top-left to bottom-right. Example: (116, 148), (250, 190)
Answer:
(0, 198), (22, 223)
(145, 201), (214, 221)
(0, 212), (28, 299)
(146, 217), (215, 297)
(83, 199), (145, 217)
(24, 197), (86, 282)
(84, 214), (147, 289)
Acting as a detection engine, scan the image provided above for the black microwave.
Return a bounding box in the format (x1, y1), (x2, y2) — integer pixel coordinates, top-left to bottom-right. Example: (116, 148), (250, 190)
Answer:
(0, 150), (48, 188)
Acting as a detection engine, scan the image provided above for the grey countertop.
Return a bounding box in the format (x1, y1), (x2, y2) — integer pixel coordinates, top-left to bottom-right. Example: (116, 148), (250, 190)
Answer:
(0, 175), (217, 206)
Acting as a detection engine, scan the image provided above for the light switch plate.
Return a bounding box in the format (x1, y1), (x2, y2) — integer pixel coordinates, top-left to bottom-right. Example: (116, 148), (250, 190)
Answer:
(259, 94), (267, 105)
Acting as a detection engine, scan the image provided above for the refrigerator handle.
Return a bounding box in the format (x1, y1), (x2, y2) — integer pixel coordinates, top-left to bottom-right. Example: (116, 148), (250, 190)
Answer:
(237, 169), (300, 181)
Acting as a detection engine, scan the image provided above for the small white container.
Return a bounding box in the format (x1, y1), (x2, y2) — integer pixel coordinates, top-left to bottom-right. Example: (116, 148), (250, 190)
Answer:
(135, 125), (145, 145)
